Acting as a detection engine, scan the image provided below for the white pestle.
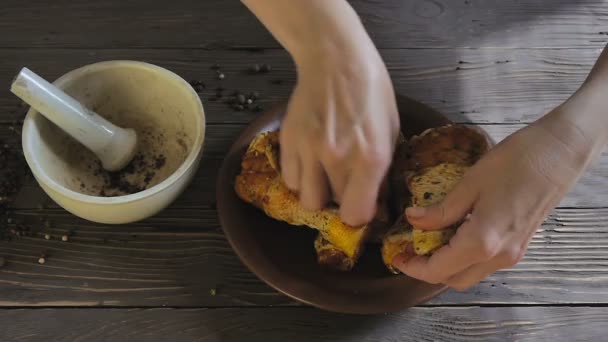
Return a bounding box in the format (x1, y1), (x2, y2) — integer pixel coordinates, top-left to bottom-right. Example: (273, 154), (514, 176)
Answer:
(10, 67), (138, 172)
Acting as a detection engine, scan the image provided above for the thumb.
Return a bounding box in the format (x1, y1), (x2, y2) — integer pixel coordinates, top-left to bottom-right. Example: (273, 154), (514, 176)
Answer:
(405, 181), (476, 231)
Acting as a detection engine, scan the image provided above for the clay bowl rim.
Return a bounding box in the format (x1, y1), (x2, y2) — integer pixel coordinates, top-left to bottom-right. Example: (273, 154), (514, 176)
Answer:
(21, 60), (206, 205)
(216, 95), (472, 314)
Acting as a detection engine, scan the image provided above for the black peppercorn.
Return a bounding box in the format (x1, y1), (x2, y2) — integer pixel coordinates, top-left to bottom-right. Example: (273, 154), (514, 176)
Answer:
(249, 64), (261, 74)
(260, 64), (271, 73)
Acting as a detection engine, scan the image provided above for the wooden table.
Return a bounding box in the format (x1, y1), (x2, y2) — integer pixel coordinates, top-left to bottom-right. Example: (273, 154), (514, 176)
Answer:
(2, 1), (608, 340)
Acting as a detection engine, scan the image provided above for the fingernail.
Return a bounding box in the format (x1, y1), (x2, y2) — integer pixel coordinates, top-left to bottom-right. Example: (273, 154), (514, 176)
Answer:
(392, 254), (410, 274)
(406, 207), (426, 219)
(392, 254), (406, 267)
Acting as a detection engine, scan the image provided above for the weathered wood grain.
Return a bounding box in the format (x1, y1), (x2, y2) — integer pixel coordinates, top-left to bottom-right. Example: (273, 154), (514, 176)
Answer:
(3, 306), (608, 341)
(0, 48), (603, 124)
(1, 0), (607, 339)
(1, 0), (608, 49)
(2, 207), (608, 307)
(0, 208), (288, 307)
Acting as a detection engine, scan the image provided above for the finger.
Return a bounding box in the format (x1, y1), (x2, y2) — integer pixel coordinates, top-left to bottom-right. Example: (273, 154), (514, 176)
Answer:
(406, 177), (477, 231)
(320, 143), (350, 205)
(339, 129), (390, 226)
(299, 147), (330, 211)
(279, 123), (301, 191)
(320, 95), (349, 204)
(392, 221), (481, 284)
(325, 165), (348, 205)
(446, 231), (532, 291)
(444, 259), (503, 292)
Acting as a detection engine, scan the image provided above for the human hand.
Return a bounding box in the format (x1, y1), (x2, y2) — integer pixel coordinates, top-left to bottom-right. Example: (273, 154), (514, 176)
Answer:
(241, 0), (400, 226)
(392, 97), (607, 290)
(280, 45), (399, 226)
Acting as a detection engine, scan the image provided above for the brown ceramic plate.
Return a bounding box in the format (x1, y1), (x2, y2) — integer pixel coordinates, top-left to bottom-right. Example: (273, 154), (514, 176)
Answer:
(217, 95), (451, 314)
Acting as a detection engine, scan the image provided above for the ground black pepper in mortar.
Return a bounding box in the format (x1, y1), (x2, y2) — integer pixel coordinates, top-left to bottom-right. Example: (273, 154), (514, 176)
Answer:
(93, 153), (167, 197)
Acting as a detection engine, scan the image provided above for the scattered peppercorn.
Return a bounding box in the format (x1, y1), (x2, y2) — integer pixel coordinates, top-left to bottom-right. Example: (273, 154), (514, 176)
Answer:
(189, 80), (205, 93)
(249, 64), (261, 74)
(236, 94), (246, 104)
(260, 64), (271, 73)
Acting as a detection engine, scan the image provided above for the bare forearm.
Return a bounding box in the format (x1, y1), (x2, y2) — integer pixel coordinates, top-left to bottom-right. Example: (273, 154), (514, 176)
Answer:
(241, 0), (374, 65)
(539, 44), (608, 169)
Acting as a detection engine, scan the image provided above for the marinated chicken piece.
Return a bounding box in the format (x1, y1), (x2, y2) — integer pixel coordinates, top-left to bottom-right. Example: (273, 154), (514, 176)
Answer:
(406, 124), (490, 173)
(315, 233), (356, 271)
(407, 163), (466, 255)
(408, 163), (468, 207)
(381, 215), (415, 274)
(382, 124), (490, 272)
(235, 131), (371, 265)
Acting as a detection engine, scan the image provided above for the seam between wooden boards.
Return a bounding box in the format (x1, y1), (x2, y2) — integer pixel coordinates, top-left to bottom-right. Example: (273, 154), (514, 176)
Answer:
(3, 303), (608, 310)
(0, 47), (604, 50)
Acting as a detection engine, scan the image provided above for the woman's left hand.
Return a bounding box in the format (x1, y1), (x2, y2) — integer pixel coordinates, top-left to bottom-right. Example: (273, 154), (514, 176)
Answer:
(392, 87), (608, 291)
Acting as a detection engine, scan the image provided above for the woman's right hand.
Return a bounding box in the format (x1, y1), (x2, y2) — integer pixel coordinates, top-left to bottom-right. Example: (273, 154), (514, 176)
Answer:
(282, 45), (399, 226)
(242, 0), (400, 226)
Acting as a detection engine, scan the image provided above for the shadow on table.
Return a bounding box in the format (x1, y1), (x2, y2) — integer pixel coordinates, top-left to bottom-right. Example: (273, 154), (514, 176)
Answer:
(370, 0), (600, 124)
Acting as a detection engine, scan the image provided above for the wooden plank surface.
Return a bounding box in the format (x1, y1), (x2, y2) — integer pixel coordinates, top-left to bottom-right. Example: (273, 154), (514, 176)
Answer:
(2, 0), (608, 339)
(2, 207), (608, 307)
(1, 0), (608, 49)
(3, 306), (608, 341)
(0, 48), (603, 124)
